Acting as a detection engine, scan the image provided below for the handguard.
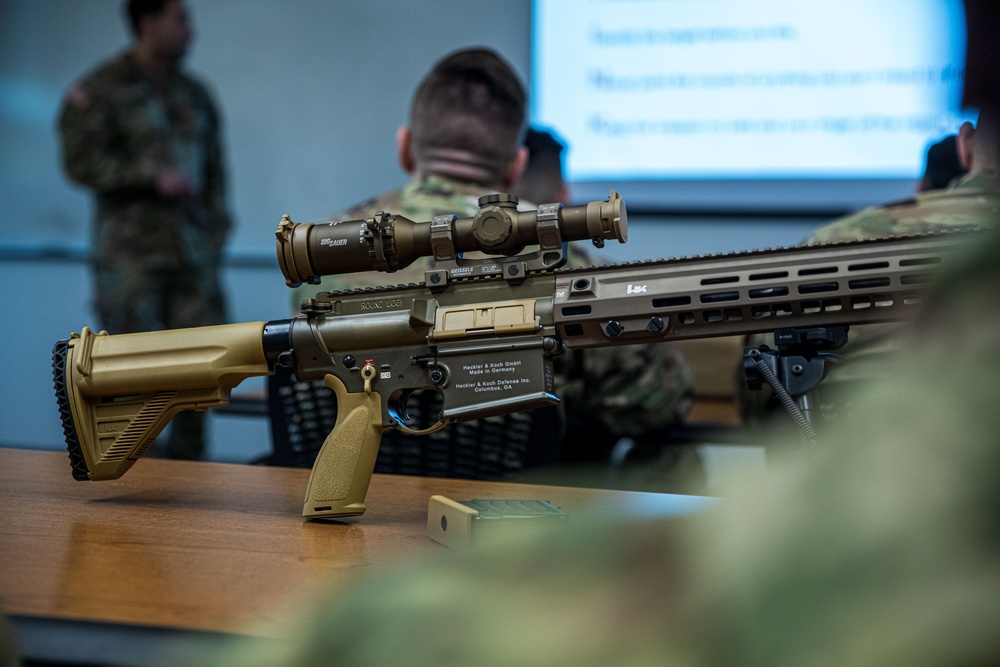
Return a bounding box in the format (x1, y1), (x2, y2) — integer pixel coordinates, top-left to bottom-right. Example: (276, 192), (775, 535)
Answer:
(302, 368), (385, 518)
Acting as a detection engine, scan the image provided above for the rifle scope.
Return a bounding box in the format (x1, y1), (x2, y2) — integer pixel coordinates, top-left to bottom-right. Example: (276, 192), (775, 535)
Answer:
(275, 190), (627, 287)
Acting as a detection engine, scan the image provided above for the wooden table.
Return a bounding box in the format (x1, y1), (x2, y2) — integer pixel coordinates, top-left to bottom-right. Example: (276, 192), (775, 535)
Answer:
(0, 447), (708, 665)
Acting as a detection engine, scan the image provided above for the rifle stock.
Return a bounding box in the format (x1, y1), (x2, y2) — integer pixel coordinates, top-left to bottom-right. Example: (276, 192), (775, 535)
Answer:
(52, 322), (274, 481)
(51, 192), (983, 520)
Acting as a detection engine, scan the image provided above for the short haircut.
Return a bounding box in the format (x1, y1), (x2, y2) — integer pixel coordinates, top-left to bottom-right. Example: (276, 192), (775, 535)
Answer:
(514, 128), (568, 205)
(123, 0), (172, 37)
(409, 48), (527, 185)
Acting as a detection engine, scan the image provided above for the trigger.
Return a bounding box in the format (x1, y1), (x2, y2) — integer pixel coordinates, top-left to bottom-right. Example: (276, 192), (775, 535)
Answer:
(395, 391), (413, 422)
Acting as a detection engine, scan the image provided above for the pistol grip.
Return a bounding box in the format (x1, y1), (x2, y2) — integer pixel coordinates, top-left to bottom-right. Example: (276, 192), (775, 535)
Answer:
(302, 373), (385, 519)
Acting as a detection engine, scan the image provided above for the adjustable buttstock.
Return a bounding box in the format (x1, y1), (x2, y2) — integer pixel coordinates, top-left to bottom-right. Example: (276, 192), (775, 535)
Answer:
(52, 323), (272, 481)
(302, 372), (385, 519)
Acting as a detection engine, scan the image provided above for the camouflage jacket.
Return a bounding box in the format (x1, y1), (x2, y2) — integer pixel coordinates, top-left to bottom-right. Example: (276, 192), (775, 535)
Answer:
(293, 173), (693, 440)
(58, 51), (231, 271)
(809, 173), (1000, 243)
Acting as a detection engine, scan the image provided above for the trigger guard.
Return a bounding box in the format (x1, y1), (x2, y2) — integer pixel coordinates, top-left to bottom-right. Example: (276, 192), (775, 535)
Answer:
(392, 418), (447, 436)
(388, 389), (447, 435)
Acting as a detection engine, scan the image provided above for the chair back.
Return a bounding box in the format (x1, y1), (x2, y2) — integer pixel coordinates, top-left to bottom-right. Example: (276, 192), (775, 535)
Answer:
(266, 366), (561, 478)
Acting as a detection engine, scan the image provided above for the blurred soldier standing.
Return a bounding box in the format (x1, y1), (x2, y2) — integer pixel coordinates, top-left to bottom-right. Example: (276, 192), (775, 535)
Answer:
(296, 48), (692, 474)
(58, 0), (231, 460)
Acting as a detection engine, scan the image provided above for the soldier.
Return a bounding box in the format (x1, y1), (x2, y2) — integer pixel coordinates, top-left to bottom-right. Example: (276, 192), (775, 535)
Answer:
(294, 51), (571, 293)
(57, 0), (232, 460)
(916, 133), (966, 193)
(809, 112), (999, 243)
(294, 49), (693, 474)
(512, 127), (572, 208)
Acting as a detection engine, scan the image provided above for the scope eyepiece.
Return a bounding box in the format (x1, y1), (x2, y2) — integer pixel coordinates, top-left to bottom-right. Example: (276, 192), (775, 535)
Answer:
(275, 190), (627, 287)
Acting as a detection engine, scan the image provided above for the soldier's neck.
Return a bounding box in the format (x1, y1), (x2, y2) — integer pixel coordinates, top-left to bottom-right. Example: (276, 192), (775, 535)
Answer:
(416, 149), (505, 191)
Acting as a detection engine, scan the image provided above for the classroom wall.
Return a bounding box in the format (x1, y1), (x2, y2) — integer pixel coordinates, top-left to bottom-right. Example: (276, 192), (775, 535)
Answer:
(0, 1), (826, 459)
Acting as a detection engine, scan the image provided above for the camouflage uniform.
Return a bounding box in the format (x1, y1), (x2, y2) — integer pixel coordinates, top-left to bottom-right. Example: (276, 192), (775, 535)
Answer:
(293, 174), (693, 465)
(58, 51), (231, 459)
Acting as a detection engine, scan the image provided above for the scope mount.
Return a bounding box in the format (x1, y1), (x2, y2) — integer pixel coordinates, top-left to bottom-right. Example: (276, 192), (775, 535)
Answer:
(422, 196), (568, 288)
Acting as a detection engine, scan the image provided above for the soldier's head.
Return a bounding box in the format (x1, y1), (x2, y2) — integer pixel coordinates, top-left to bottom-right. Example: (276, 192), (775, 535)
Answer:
(398, 48), (528, 190)
(512, 128), (571, 206)
(124, 0), (193, 64)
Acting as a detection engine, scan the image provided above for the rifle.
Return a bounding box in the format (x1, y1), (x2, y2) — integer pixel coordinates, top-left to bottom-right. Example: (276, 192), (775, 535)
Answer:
(52, 191), (977, 519)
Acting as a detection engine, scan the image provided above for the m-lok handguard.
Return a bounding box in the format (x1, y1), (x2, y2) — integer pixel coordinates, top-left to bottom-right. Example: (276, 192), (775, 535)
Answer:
(52, 191), (982, 520)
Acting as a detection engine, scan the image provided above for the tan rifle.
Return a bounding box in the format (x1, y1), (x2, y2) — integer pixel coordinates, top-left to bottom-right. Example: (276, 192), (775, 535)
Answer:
(52, 192), (978, 519)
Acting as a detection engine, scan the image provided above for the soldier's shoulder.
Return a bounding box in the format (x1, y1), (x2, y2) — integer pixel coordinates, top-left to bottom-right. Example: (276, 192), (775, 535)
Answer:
(906, 181), (1000, 229)
(63, 52), (144, 113)
(326, 189), (406, 223)
(808, 183), (1000, 243)
(401, 176), (485, 219)
(80, 52), (139, 89)
(808, 199), (917, 243)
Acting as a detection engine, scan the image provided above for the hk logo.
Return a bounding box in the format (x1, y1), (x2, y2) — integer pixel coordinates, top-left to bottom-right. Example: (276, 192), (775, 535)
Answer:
(627, 284), (647, 294)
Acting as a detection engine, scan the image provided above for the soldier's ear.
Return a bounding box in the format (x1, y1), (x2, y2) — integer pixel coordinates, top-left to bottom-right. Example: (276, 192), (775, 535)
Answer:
(957, 120), (976, 171)
(501, 146), (529, 190)
(397, 126), (415, 174)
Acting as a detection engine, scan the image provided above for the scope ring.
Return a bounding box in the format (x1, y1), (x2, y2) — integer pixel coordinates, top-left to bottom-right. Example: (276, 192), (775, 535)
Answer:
(365, 213), (399, 273)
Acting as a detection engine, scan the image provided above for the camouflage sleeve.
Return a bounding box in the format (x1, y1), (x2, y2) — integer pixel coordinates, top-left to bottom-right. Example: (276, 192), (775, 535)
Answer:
(57, 82), (161, 194)
(557, 241), (694, 438)
(556, 342), (694, 439)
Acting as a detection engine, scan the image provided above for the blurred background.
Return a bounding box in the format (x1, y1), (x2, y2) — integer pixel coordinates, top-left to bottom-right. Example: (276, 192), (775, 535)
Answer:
(0, 0), (969, 460)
